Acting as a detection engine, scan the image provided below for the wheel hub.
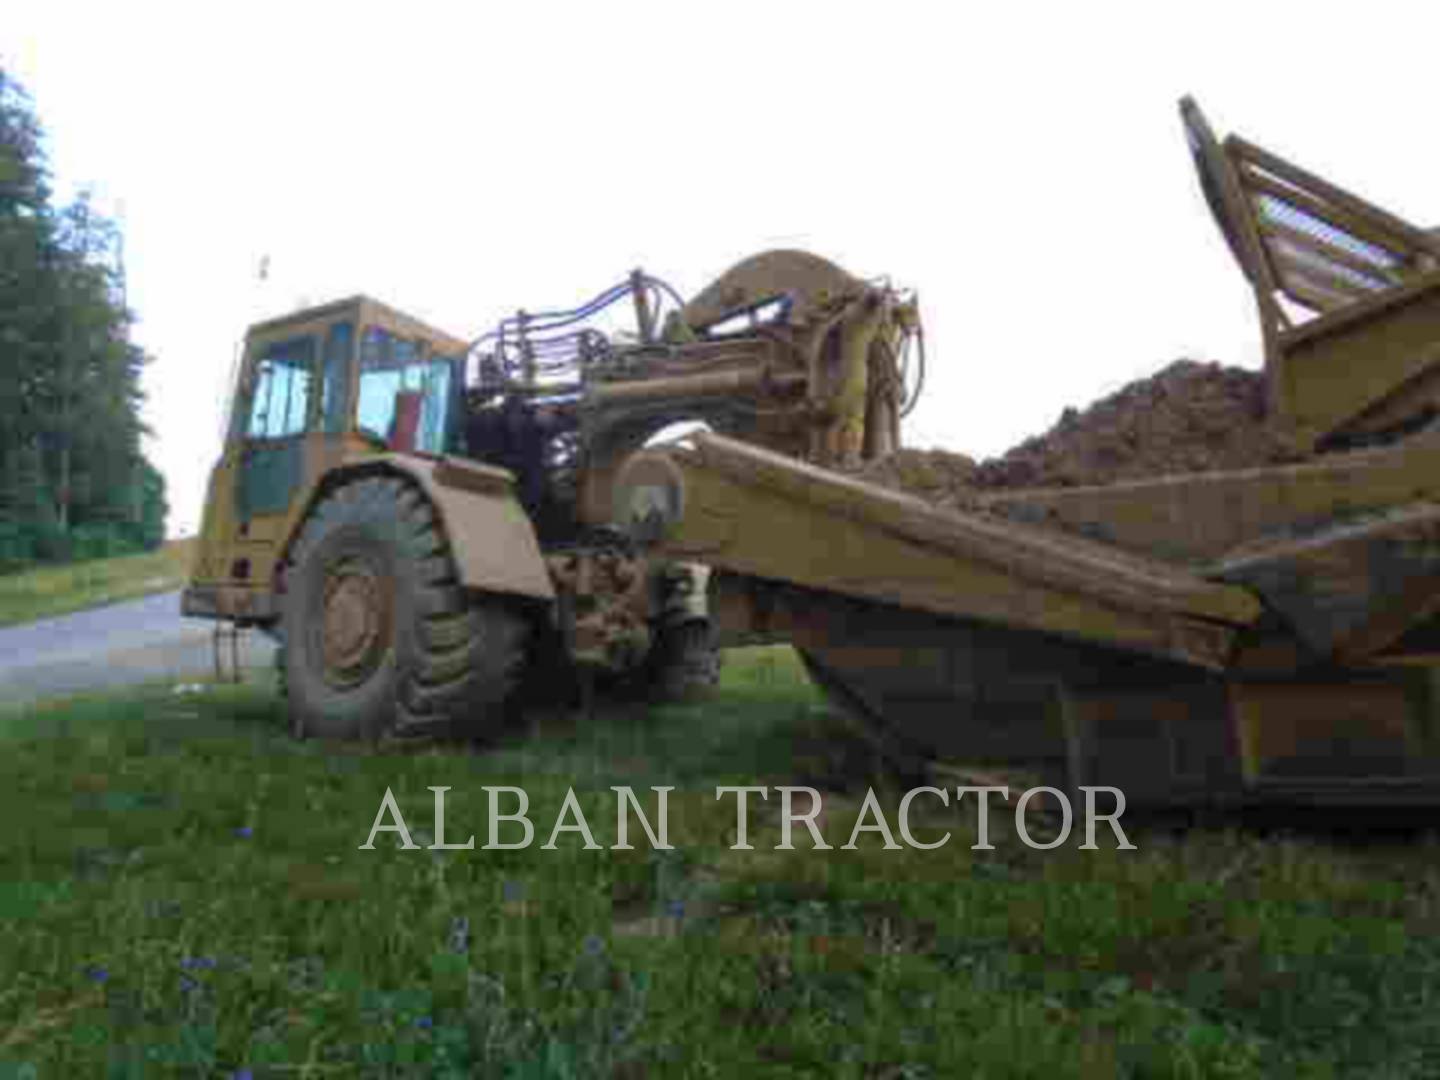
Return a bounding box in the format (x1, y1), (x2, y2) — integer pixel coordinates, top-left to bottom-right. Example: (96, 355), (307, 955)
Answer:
(321, 558), (391, 688)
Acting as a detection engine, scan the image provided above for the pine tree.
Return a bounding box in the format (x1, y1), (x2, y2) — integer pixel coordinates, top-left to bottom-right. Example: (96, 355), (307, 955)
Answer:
(0, 66), (164, 568)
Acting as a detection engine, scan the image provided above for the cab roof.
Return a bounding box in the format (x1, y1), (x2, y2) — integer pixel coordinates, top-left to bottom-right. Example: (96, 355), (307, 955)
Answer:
(244, 294), (471, 356)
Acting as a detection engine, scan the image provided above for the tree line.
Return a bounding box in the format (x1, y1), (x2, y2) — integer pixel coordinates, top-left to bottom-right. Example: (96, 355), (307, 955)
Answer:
(0, 66), (165, 571)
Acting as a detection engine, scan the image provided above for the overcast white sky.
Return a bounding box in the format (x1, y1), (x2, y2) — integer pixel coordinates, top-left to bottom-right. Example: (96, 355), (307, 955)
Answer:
(8, 2), (1440, 536)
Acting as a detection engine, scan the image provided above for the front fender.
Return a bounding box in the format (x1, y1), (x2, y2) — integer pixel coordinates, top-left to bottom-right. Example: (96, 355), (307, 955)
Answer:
(289, 452), (555, 603)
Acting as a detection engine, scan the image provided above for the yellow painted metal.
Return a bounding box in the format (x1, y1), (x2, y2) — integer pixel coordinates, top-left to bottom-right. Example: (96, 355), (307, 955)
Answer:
(616, 432), (1261, 669)
(191, 443), (553, 621)
(188, 295), (553, 627)
(976, 435), (1440, 565)
(1184, 96), (1440, 450)
(1277, 275), (1440, 448)
(182, 214), (1440, 802)
(397, 455), (553, 600)
(679, 249), (863, 331)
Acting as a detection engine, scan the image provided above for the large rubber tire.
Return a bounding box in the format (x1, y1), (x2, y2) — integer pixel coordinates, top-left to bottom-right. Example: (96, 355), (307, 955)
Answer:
(281, 475), (530, 741)
(644, 618), (722, 702)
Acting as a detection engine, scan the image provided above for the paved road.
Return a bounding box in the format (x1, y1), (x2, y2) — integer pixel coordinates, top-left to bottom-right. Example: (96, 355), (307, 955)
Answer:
(0, 591), (276, 704)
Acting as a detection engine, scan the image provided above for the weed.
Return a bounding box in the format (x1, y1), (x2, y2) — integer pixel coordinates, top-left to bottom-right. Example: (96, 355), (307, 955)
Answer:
(0, 649), (1437, 1074)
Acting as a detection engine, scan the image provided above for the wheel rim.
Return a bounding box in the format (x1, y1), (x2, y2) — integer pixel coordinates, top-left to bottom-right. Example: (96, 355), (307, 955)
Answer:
(320, 556), (393, 689)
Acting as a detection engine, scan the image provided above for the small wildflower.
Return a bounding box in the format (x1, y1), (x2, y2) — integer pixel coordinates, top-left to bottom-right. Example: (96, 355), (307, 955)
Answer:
(181, 956), (217, 970)
(448, 916), (470, 954)
(583, 934), (605, 957)
(231, 1070), (254, 1080)
(235, 826), (253, 839)
(666, 899), (686, 920)
(179, 975), (198, 994)
(415, 1015), (433, 1029)
(84, 965), (109, 983)
(502, 880), (525, 902)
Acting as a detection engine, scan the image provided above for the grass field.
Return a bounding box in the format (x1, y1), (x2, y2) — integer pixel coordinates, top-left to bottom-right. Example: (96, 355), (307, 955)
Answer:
(0, 538), (196, 628)
(3, 646), (1440, 1076)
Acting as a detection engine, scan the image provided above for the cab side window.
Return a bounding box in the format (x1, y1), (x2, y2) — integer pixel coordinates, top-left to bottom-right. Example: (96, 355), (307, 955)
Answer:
(320, 322), (354, 435)
(246, 337), (315, 439)
(356, 327), (455, 454)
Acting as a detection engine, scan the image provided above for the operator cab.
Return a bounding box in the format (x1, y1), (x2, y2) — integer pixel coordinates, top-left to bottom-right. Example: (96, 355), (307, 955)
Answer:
(187, 296), (470, 617)
(236, 295), (467, 457)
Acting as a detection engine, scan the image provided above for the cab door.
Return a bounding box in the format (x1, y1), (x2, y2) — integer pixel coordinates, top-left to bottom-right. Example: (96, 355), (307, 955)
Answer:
(189, 314), (356, 599)
(237, 335), (317, 526)
(232, 320), (356, 559)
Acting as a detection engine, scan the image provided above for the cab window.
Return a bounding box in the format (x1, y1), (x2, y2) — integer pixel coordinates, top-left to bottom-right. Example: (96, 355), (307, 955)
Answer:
(246, 337), (315, 439)
(356, 327), (455, 454)
(320, 322), (354, 435)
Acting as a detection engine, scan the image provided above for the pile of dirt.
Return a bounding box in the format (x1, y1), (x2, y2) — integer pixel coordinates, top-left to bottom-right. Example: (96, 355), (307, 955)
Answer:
(854, 446), (983, 512)
(859, 360), (1305, 502)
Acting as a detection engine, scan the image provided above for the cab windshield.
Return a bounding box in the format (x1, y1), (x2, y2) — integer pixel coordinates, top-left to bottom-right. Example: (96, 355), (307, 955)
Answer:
(355, 327), (457, 454)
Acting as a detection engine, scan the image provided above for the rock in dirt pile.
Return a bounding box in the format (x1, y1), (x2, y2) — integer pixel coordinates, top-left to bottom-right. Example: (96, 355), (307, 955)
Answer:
(859, 360), (1305, 505)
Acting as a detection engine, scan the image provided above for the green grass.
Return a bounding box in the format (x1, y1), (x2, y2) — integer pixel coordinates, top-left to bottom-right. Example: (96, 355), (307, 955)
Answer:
(0, 539), (194, 628)
(3, 647), (1440, 1075)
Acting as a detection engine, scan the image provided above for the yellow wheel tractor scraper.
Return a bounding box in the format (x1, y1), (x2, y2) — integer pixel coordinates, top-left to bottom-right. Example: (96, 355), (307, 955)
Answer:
(187, 98), (1440, 807)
